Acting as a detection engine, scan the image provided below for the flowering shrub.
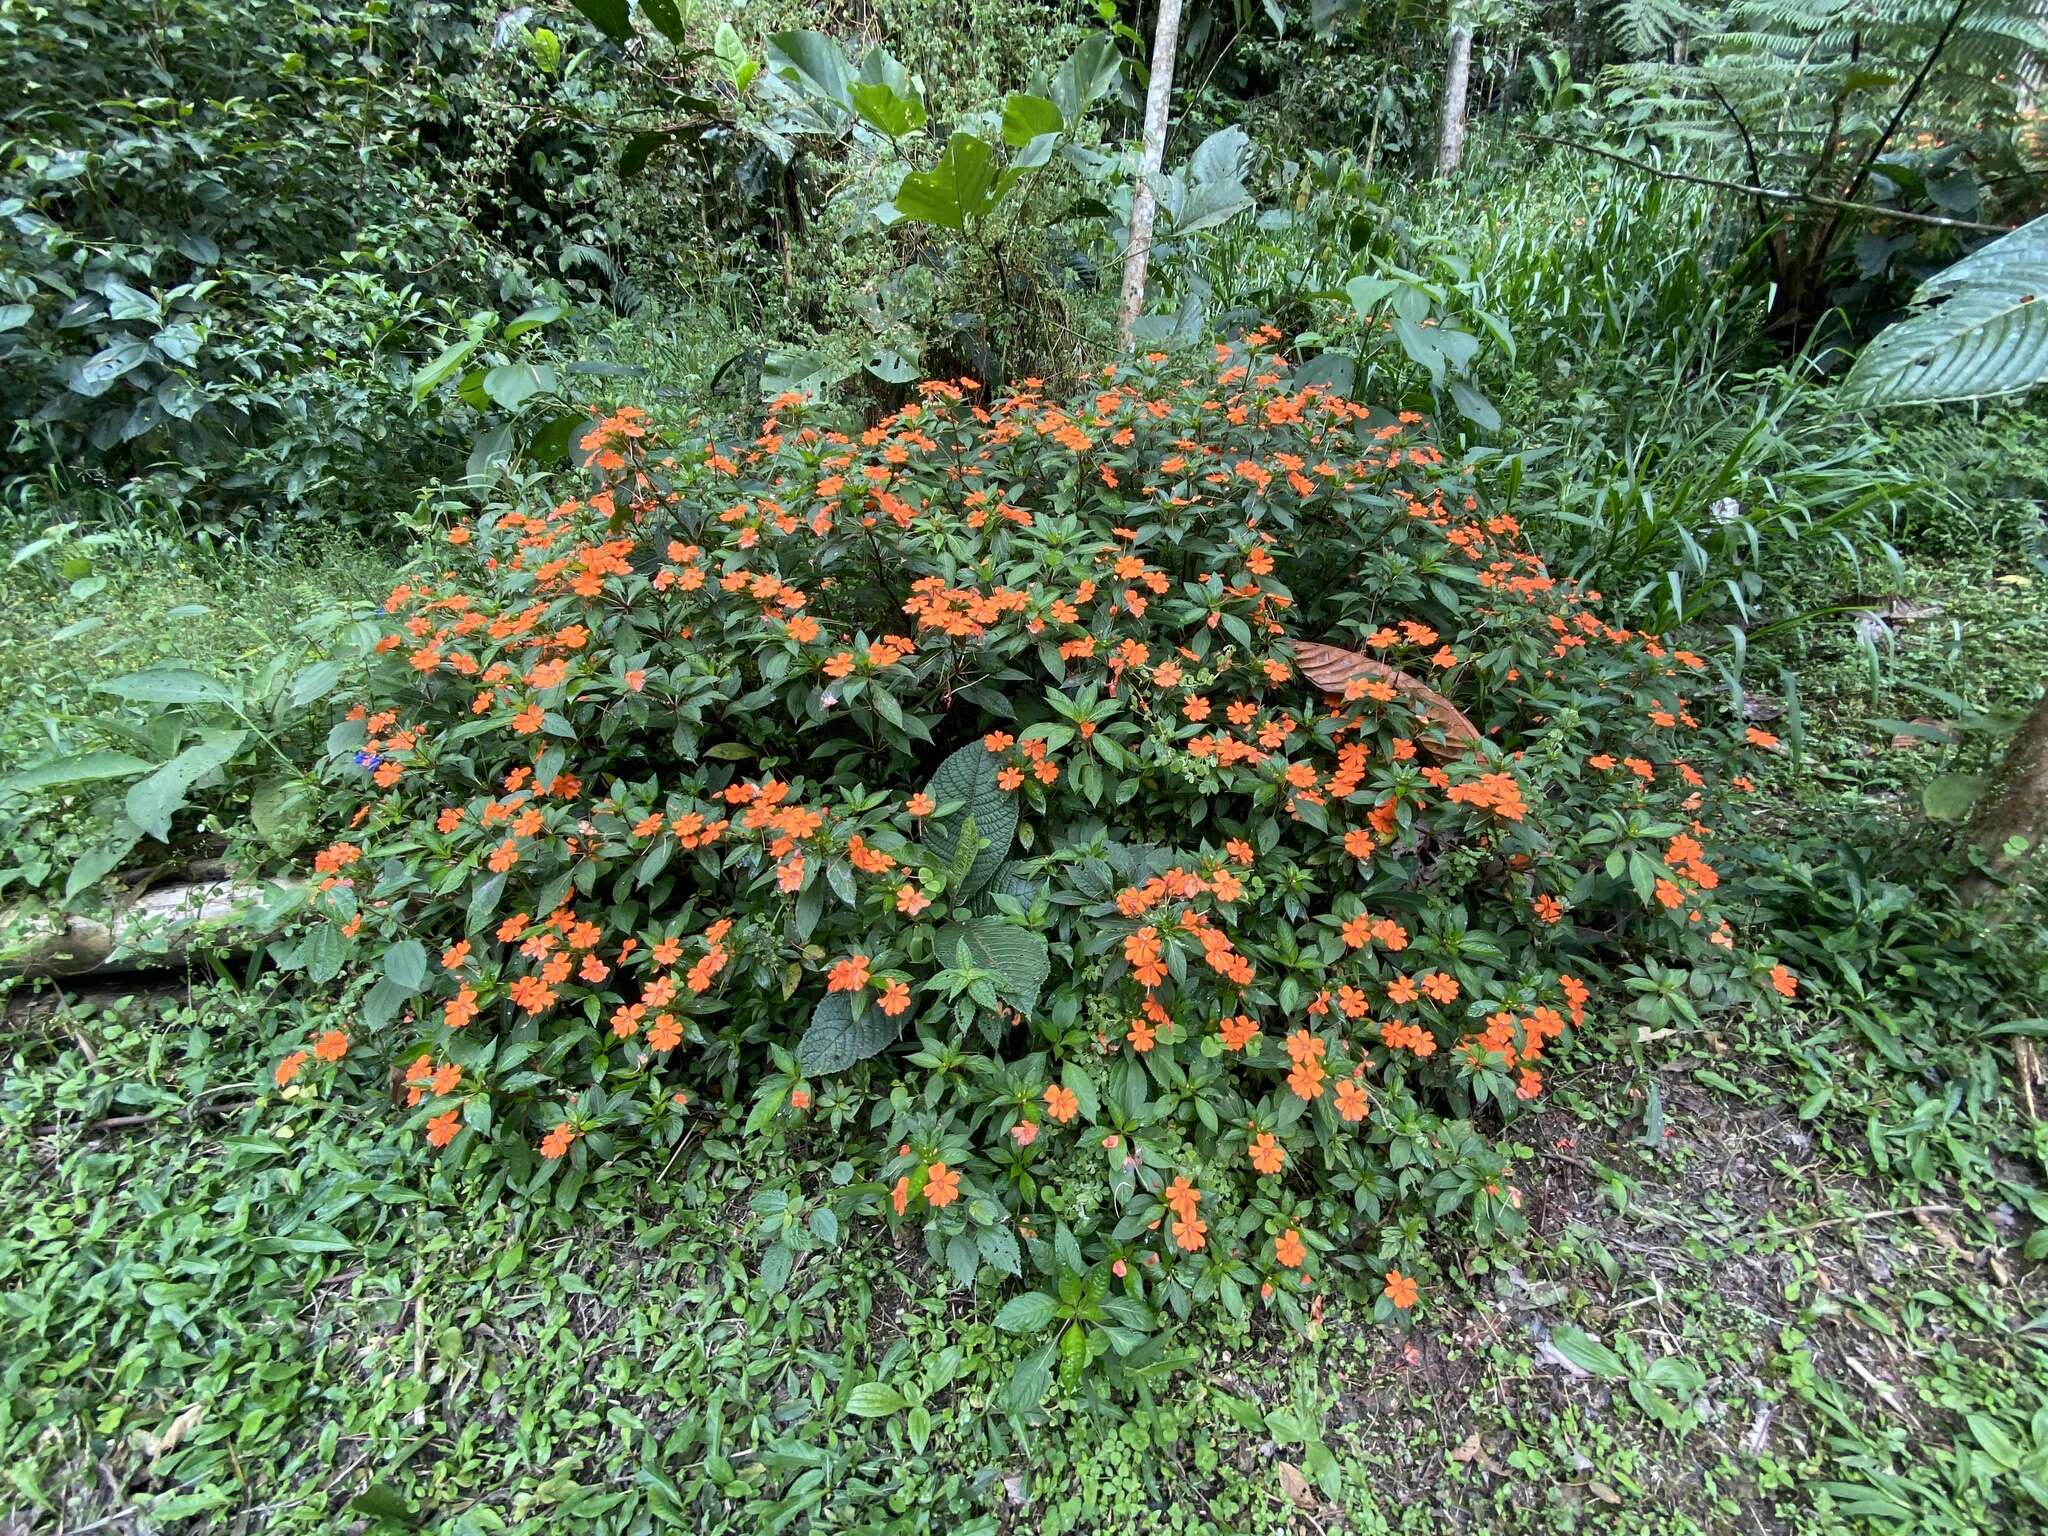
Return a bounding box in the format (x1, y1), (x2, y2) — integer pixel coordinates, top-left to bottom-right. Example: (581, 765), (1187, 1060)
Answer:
(290, 336), (1795, 1368)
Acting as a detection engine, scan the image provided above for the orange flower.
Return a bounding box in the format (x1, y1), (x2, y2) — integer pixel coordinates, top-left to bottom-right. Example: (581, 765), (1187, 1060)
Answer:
(426, 1110), (460, 1148)
(274, 1050), (309, 1087)
(891, 1175), (911, 1216)
(1274, 1229), (1307, 1268)
(1770, 963), (1798, 997)
(312, 1030), (348, 1063)
(827, 953), (871, 993)
(907, 792), (936, 816)
(895, 885), (931, 916)
(924, 1162), (961, 1208)
(1334, 1077), (1369, 1122)
(1043, 1084), (1078, 1123)
(878, 978), (911, 1016)
(1383, 1269), (1418, 1309)
(1248, 1131), (1285, 1174)
(441, 939), (470, 970)
(539, 1123), (578, 1159)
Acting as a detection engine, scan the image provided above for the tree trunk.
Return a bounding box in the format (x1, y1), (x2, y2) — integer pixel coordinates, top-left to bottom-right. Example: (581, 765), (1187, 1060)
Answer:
(1958, 686), (2048, 904)
(1436, 25), (1473, 177)
(1117, 0), (1184, 350)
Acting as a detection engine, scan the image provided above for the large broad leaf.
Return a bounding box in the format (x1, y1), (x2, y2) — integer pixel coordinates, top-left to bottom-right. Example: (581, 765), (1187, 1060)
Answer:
(98, 667), (238, 705)
(921, 741), (1016, 897)
(1000, 93), (1063, 148)
(798, 992), (900, 1074)
(0, 749), (153, 798)
(1290, 351), (1357, 399)
(850, 48), (925, 138)
(766, 30), (853, 108)
(125, 730), (245, 842)
(1841, 213), (2048, 407)
(569, 0), (632, 41)
(482, 363), (557, 412)
(935, 918), (1050, 1013)
(639, 0), (687, 45)
(892, 133), (999, 232)
(1189, 126), (1251, 185)
(1048, 33), (1119, 123)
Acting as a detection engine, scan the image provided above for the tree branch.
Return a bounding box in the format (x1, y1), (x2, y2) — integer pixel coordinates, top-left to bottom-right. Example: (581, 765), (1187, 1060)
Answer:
(1512, 131), (2013, 235)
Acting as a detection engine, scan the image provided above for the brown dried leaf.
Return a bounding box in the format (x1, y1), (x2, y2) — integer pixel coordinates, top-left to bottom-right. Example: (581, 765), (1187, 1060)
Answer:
(1293, 641), (1481, 760)
(1275, 1460), (1314, 1508)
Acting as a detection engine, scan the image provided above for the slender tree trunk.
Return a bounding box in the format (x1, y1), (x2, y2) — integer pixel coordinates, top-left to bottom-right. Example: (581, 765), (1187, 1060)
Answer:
(1958, 686), (2048, 904)
(1436, 25), (1473, 176)
(1117, 0), (1183, 350)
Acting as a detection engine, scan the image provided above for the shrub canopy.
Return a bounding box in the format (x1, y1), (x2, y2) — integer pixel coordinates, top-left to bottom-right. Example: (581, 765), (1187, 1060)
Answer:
(301, 335), (1789, 1347)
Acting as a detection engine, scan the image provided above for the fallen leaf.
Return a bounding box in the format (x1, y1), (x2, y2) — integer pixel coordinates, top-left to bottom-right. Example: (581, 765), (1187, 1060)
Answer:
(1276, 1460), (1314, 1508)
(1293, 640), (1481, 759)
(144, 1401), (206, 1471)
(1587, 1479), (1623, 1505)
(1448, 1429), (1484, 1463)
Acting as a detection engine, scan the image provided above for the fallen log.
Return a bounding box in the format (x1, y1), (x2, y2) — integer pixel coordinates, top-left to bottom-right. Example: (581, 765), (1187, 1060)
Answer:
(1, 876), (296, 978)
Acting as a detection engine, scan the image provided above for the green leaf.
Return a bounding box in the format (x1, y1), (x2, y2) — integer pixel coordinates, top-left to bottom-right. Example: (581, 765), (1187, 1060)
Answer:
(1006, 1339), (1058, 1414)
(922, 741), (1016, 897)
(640, 0), (686, 45)
(503, 304), (567, 341)
(1000, 93), (1063, 148)
(483, 364), (558, 412)
(797, 992), (900, 1075)
(0, 750), (154, 798)
(349, 1480), (420, 1528)
(1546, 1325), (1629, 1379)
(383, 939), (429, 992)
(995, 1291), (1061, 1334)
(570, 0), (632, 41)
(67, 821), (146, 900)
(766, 30), (853, 107)
(1842, 213), (2048, 407)
(933, 918), (1049, 1013)
(1048, 33), (1119, 123)
(760, 349), (835, 400)
(713, 21), (752, 86)
(1922, 772), (1988, 822)
(844, 1382), (907, 1417)
(850, 47), (925, 137)
(893, 133), (1000, 232)
(411, 336), (481, 403)
(98, 667), (238, 705)
(851, 81), (926, 139)
(125, 731), (245, 842)
(976, 1224), (1022, 1277)
(250, 777), (318, 852)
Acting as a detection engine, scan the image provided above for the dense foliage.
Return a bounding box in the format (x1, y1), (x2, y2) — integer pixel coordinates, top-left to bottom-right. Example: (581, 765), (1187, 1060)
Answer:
(293, 340), (1796, 1387)
(0, 0), (525, 538)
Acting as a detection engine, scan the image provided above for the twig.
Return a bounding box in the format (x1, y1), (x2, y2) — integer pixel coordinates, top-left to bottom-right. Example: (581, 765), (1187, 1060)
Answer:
(1513, 130), (2014, 235)
(28, 1096), (259, 1137)
(1767, 1202), (1958, 1237)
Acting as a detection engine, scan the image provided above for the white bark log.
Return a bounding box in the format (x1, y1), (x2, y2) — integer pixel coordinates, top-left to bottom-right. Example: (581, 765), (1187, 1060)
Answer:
(2, 877), (289, 977)
(1116, 0), (1184, 350)
(1436, 25), (1473, 177)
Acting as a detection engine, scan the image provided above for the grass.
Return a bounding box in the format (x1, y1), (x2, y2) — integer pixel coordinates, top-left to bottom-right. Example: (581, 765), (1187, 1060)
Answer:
(5, 967), (2045, 1534)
